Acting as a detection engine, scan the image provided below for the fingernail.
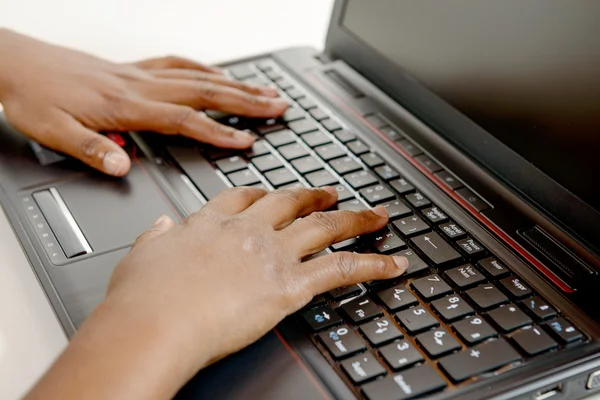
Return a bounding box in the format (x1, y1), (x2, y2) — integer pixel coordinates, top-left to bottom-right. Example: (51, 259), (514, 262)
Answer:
(153, 215), (169, 227)
(322, 186), (338, 196)
(233, 130), (255, 143)
(393, 256), (409, 271)
(269, 97), (291, 107)
(261, 86), (279, 97)
(372, 206), (388, 218)
(103, 151), (129, 176)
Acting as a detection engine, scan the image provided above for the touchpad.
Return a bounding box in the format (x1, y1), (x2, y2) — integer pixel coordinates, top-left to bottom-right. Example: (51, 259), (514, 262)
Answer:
(55, 164), (178, 254)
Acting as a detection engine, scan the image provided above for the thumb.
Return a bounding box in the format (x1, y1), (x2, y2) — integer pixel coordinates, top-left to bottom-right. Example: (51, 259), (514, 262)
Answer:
(133, 215), (176, 248)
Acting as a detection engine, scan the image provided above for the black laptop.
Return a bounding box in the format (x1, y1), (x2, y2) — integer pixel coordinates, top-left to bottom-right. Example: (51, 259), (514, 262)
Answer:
(1, 1), (599, 399)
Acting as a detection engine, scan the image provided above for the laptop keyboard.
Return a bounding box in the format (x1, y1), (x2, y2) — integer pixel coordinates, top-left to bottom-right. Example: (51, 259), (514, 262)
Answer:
(166, 59), (586, 399)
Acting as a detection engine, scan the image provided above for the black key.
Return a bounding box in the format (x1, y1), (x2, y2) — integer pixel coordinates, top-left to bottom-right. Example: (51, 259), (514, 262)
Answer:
(376, 284), (419, 312)
(360, 317), (403, 346)
(288, 119), (318, 135)
(333, 129), (356, 143)
(379, 340), (424, 370)
(431, 294), (474, 322)
(435, 170), (463, 190)
(203, 146), (236, 161)
(438, 339), (521, 382)
(330, 156), (362, 175)
(380, 200), (412, 220)
(393, 215), (430, 237)
(422, 207), (448, 224)
(415, 154), (442, 173)
(500, 276), (533, 300)
(362, 364), (446, 400)
(380, 126), (404, 142)
(215, 155), (247, 174)
(405, 192), (431, 208)
(390, 178), (414, 195)
(228, 169), (261, 186)
(523, 296), (557, 321)
(546, 318), (583, 344)
(275, 78), (293, 90)
(488, 303), (532, 332)
(305, 293), (327, 308)
(465, 284), (509, 310)
(360, 185), (395, 205)
(252, 153), (283, 172)
(265, 129), (296, 147)
(457, 237), (486, 256)
(302, 131), (331, 148)
(411, 274), (452, 300)
(264, 167), (297, 187)
(331, 237), (361, 251)
(478, 257), (511, 279)
(347, 140), (370, 155)
(286, 87), (305, 100)
(256, 119), (286, 135)
(439, 221), (467, 240)
(318, 325), (366, 359)
(229, 64), (255, 79)
(305, 169), (338, 187)
(282, 107), (304, 122)
(456, 188), (490, 212)
(416, 327), (461, 358)
(396, 139), (422, 157)
(341, 296), (383, 324)
(344, 170), (379, 190)
(329, 285), (362, 301)
(411, 232), (462, 266)
(291, 155), (322, 175)
(365, 114), (387, 128)
(315, 143), (346, 161)
(374, 165), (400, 181)
(333, 184), (355, 202)
(396, 306), (439, 334)
(453, 315), (498, 345)
(322, 118), (342, 132)
(167, 146), (228, 200)
(298, 97), (317, 110)
(309, 107), (328, 121)
(360, 153), (385, 168)
(341, 352), (386, 384)
(278, 142), (308, 161)
(338, 198), (367, 212)
(394, 248), (428, 276)
(445, 264), (486, 289)
(302, 306), (343, 331)
(512, 326), (558, 356)
(372, 228), (406, 254)
(244, 140), (271, 158)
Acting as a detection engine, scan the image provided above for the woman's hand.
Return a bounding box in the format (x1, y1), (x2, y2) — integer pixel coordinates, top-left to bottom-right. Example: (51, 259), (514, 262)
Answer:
(0, 29), (288, 176)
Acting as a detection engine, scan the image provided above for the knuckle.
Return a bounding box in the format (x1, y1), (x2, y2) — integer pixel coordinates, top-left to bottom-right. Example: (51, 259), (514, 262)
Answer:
(333, 252), (358, 280)
(198, 82), (220, 100)
(308, 211), (338, 235)
(270, 188), (303, 208)
(172, 106), (196, 132)
(208, 120), (236, 138)
(243, 93), (268, 106)
(79, 135), (105, 159)
(372, 256), (388, 275)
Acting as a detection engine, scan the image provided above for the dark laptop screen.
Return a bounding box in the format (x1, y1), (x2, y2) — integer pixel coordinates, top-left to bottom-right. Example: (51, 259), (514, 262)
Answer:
(342, 1), (600, 210)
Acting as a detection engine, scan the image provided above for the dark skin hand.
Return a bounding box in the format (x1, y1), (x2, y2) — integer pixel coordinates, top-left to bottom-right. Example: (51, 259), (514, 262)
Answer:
(0, 28), (289, 176)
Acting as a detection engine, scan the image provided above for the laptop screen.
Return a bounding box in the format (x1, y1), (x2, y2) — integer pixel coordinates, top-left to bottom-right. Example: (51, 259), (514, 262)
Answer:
(341, 1), (600, 211)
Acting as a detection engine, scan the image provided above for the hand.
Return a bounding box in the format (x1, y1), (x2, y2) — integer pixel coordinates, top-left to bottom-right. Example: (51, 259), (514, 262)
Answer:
(0, 29), (288, 176)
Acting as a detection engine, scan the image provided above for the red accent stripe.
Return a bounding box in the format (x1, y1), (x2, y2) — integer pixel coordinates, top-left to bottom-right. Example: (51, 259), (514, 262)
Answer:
(313, 78), (574, 293)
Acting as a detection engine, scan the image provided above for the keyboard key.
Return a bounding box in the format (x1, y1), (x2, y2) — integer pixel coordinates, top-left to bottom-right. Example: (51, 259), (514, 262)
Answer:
(322, 118), (342, 132)
(291, 155), (322, 175)
(396, 139), (422, 157)
(465, 284), (509, 310)
(341, 296), (383, 324)
(416, 327), (461, 358)
(456, 188), (490, 212)
(431, 294), (474, 322)
(275, 78), (293, 90)
(546, 318), (583, 344)
(457, 237), (486, 256)
(445, 264), (486, 289)
(338, 198), (367, 212)
(279, 181), (303, 190)
(438, 338), (521, 382)
(215, 155), (247, 174)
(439, 221), (467, 240)
(435, 170), (463, 190)
(372, 228), (406, 254)
(523, 296), (557, 321)
(365, 114), (387, 128)
(252, 153), (283, 172)
(390, 178), (414, 195)
(330, 156), (362, 175)
(333, 129), (356, 143)
(360, 153), (385, 168)
(302, 131), (331, 148)
(305, 169), (338, 187)
(360, 317), (403, 346)
(228, 169), (261, 186)
(478, 257), (510, 279)
(360, 185), (395, 205)
(333, 184), (355, 202)
(286, 87), (305, 100)
(374, 165), (400, 181)
(376, 285), (418, 312)
(309, 107), (328, 121)
(278, 142), (308, 161)
(422, 207), (448, 224)
(393, 215), (430, 237)
(302, 306), (343, 331)
(453, 315), (498, 345)
(203, 146), (236, 160)
(488, 304), (532, 332)
(362, 364), (446, 400)
(405, 192), (431, 208)
(318, 325), (366, 359)
(264, 167), (297, 187)
(245, 140), (271, 158)
(379, 340), (424, 370)
(411, 274), (452, 300)
(329, 285), (362, 300)
(394, 248), (428, 276)
(396, 306), (439, 334)
(347, 140), (370, 155)
(265, 130), (296, 147)
(305, 293), (327, 308)
(229, 64), (255, 79)
(512, 326), (558, 356)
(415, 155), (442, 173)
(500, 276), (533, 299)
(256, 119), (286, 135)
(331, 237), (361, 251)
(315, 143), (346, 161)
(297, 97), (317, 110)
(411, 232), (462, 266)
(380, 200), (411, 220)
(282, 107), (304, 122)
(288, 119), (318, 135)
(344, 170), (379, 189)
(380, 126), (404, 142)
(341, 352), (386, 384)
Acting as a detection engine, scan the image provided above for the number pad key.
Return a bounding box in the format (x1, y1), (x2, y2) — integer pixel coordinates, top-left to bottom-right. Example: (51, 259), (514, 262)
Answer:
(302, 306), (343, 331)
(546, 318), (583, 344)
(362, 364), (446, 400)
(465, 284), (509, 310)
(376, 284), (419, 312)
(512, 326), (558, 356)
(318, 325), (366, 359)
(379, 340), (424, 370)
(500, 276), (533, 299)
(488, 303), (532, 333)
(478, 257), (510, 279)
(396, 305), (439, 334)
(392, 214), (430, 237)
(453, 315), (498, 345)
(341, 297), (383, 324)
(523, 296), (557, 321)
(372, 228), (406, 254)
(411, 274), (452, 300)
(444, 264), (486, 289)
(340, 352), (386, 384)
(416, 327), (461, 358)
(431, 294), (474, 322)
(360, 317), (403, 346)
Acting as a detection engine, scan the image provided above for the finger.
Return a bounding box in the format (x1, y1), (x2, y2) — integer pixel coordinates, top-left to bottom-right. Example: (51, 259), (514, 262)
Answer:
(298, 252), (408, 298)
(132, 215), (176, 249)
(203, 186), (268, 215)
(149, 69), (278, 97)
(284, 206), (389, 258)
(244, 187), (338, 230)
(132, 55), (223, 75)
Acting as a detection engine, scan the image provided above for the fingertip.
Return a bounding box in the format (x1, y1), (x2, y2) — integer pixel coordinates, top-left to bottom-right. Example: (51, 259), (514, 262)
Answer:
(260, 86), (279, 97)
(371, 205), (389, 219)
(152, 214), (175, 229)
(321, 186), (339, 197)
(102, 150), (131, 177)
(233, 130), (256, 147)
(392, 255), (409, 272)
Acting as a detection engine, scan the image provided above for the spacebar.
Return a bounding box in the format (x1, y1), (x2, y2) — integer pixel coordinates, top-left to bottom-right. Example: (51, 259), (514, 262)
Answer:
(167, 146), (228, 200)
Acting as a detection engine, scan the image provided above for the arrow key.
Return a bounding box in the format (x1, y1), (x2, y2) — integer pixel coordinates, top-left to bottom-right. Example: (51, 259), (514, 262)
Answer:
(360, 317), (403, 346)
(341, 296), (383, 324)
(411, 274), (452, 300)
(379, 340), (424, 370)
(431, 294), (474, 322)
(416, 327), (461, 358)
(411, 232), (461, 266)
(376, 284), (419, 311)
(302, 306), (343, 331)
(318, 324), (366, 359)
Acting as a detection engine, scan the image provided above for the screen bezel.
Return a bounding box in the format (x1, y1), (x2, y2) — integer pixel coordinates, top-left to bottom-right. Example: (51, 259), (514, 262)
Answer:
(323, 0), (600, 249)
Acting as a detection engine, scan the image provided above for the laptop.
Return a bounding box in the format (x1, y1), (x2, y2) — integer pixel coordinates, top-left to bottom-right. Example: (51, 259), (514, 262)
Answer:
(1, 1), (599, 399)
